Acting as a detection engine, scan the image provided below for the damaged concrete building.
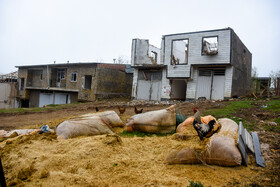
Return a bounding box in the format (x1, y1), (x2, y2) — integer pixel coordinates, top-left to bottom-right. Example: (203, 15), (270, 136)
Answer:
(0, 72), (19, 109)
(16, 63), (133, 107)
(131, 28), (252, 101)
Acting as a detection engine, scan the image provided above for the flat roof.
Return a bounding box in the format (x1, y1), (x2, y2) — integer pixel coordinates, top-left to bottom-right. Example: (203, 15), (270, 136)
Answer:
(15, 62), (129, 68)
(162, 27), (232, 37)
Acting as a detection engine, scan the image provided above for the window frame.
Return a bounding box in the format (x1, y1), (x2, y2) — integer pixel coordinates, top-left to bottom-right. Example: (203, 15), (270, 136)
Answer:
(20, 78), (25, 90)
(84, 75), (92, 89)
(70, 72), (77, 82)
(170, 38), (189, 65)
(40, 70), (43, 81)
(201, 35), (219, 55)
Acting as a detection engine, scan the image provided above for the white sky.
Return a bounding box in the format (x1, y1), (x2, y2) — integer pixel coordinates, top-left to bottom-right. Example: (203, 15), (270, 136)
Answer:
(0, 0), (279, 76)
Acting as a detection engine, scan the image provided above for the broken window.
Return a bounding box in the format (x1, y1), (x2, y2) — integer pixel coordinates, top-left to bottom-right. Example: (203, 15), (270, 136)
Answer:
(171, 39), (188, 65)
(20, 78), (25, 90)
(202, 36), (218, 55)
(149, 51), (158, 64)
(71, 72), (77, 82)
(84, 75), (92, 89)
(57, 69), (66, 82)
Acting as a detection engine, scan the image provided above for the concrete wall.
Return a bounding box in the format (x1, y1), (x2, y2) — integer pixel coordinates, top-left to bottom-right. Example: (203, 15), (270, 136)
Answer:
(29, 90), (40, 108)
(17, 63), (132, 103)
(131, 69), (138, 99)
(162, 29), (231, 78)
(131, 39), (161, 66)
(95, 66), (132, 99)
(0, 83), (18, 109)
(18, 68), (29, 99)
(230, 30), (252, 97)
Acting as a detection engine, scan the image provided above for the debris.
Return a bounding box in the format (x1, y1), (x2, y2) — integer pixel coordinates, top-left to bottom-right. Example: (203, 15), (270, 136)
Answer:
(267, 121), (277, 126)
(252, 132), (265, 167)
(237, 121), (248, 166)
(38, 125), (54, 133)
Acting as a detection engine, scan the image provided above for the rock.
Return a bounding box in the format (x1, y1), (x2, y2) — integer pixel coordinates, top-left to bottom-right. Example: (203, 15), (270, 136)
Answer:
(267, 122), (277, 126)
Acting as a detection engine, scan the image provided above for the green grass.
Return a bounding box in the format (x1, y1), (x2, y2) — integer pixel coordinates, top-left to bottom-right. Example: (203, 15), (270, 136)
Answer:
(119, 130), (172, 137)
(188, 180), (203, 187)
(0, 103), (80, 114)
(263, 99), (280, 112)
(204, 100), (253, 118)
(203, 100), (255, 131)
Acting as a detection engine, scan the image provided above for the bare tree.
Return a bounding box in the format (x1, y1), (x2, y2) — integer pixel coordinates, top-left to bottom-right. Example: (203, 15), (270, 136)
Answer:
(115, 55), (130, 64)
(251, 66), (258, 78)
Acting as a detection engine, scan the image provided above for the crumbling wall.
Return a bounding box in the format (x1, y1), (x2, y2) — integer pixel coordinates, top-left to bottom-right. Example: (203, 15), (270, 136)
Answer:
(131, 39), (161, 66)
(230, 30), (252, 97)
(0, 83), (18, 109)
(95, 65), (132, 99)
(17, 68), (29, 99)
(64, 64), (97, 101)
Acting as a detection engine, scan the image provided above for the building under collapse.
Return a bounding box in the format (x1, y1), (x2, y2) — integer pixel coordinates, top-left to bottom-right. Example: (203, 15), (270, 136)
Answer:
(131, 28), (252, 101)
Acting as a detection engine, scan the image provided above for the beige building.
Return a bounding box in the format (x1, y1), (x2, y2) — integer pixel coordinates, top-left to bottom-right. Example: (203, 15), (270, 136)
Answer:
(16, 62), (133, 107)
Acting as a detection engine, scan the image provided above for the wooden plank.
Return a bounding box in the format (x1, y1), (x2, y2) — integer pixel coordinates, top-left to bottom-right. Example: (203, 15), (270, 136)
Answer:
(252, 132), (265, 167)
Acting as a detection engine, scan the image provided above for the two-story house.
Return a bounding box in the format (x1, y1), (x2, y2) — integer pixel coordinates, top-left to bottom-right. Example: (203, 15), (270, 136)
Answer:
(131, 28), (252, 101)
(16, 62), (133, 107)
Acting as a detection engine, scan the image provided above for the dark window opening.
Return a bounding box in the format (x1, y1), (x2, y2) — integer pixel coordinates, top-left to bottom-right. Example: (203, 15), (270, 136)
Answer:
(202, 36), (218, 55)
(150, 51), (158, 64)
(20, 99), (29, 108)
(84, 75), (92, 89)
(171, 39), (188, 65)
(213, 69), (225, 76)
(199, 70), (211, 76)
(57, 69), (66, 82)
(138, 70), (162, 81)
(71, 72), (77, 82)
(40, 70), (43, 80)
(20, 78), (25, 90)
(170, 79), (187, 101)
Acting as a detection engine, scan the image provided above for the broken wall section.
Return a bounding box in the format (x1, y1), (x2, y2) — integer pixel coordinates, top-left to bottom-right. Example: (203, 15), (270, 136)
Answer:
(131, 39), (161, 66)
(0, 82), (19, 109)
(94, 64), (133, 99)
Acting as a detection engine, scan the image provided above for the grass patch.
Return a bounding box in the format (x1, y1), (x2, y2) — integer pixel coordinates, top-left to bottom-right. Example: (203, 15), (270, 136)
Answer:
(188, 180), (203, 187)
(119, 130), (172, 137)
(204, 100), (253, 118)
(0, 102), (82, 114)
(263, 99), (280, 112)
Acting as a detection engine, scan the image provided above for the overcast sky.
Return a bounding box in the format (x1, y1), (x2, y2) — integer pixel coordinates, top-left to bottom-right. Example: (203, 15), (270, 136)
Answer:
(0, 0), (279, 76)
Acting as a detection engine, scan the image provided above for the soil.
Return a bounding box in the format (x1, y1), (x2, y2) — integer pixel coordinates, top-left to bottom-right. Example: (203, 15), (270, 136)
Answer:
(0, 99), (279, 186)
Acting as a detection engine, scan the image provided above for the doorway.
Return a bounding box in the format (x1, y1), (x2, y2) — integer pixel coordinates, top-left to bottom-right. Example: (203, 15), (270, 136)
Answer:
(136, 70), (162, 101)
(196, 69), (225, 100)
(170, 79), (187, 100)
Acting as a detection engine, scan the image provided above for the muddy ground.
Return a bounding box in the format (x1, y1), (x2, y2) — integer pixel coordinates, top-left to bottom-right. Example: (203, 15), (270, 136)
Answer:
(0, 99), (279, 186)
